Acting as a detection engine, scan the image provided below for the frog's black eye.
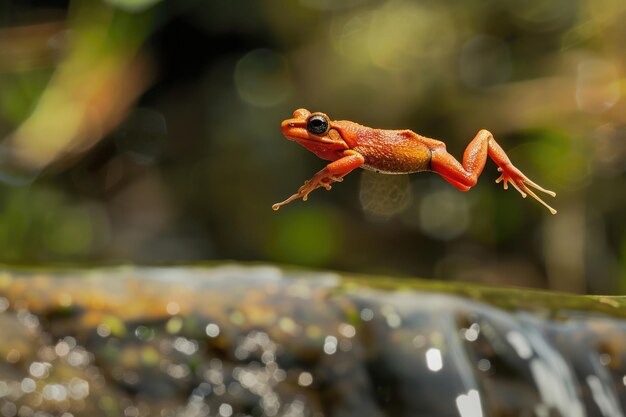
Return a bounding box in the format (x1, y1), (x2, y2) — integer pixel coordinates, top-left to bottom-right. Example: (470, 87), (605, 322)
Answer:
(306, 115), (329, 135)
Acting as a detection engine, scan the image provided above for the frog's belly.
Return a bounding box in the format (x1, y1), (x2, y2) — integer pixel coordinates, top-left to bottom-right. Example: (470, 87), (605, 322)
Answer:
(358, 144), (432, 174)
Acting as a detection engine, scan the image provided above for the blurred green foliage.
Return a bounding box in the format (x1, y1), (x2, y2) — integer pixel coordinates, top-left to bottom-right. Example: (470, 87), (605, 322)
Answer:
(1, 0), (625, 293)
(269, 205), (342, 266)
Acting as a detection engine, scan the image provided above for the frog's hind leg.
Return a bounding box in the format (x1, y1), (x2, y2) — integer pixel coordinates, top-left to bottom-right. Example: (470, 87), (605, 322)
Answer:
(439, 175), (471, 192)
(429, 129), (556, 214)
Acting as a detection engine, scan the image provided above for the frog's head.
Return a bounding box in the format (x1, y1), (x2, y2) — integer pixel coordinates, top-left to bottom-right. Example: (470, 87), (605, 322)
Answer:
(281, 109), (349, 159)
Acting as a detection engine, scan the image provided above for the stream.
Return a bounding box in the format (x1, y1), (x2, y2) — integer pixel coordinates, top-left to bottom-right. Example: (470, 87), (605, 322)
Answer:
(0, 264), (625, 417)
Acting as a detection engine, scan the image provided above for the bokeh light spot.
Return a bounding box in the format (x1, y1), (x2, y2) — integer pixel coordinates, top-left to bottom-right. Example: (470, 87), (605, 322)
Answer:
(418, 187), (470, 240)
(234, 49), (292, 108)
(298, 371), (313, 387)
(425, 348), (443, 372)
(359, 171), (412, 219)
(575, 58), (620, 114)
(205, 323), (220, 338)
(477, 359), (491, 372)
(455, 389), (484, 417)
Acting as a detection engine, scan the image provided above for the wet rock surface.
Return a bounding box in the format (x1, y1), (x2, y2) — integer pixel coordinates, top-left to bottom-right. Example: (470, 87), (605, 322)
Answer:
(0, 264), (625, 417)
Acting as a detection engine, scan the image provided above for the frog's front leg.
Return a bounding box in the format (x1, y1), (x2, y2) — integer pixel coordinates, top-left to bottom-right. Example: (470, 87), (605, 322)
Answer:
(272, 150), (365, 210)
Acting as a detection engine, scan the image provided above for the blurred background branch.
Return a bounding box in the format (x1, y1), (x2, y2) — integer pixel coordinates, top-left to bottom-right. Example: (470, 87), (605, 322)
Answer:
(1, 0), (153, 177)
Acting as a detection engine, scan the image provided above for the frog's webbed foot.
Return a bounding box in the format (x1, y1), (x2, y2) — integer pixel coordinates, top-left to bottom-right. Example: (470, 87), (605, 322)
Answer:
(272, 174), (343, 211)
(495, 165), (557, 214)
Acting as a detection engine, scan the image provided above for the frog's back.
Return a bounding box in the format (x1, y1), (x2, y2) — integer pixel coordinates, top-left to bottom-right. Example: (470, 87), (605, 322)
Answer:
(345, 124), (432, 174)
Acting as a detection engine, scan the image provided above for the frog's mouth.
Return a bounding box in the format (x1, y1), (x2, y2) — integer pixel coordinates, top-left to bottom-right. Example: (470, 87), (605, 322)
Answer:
(282, 129), (347, 149)
(280, 121), (319, 142)
(282, 128), (328, 144)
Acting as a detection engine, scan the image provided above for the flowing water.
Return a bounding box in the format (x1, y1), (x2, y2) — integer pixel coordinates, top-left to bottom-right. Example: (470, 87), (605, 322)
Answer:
(0, 264), (625, 417)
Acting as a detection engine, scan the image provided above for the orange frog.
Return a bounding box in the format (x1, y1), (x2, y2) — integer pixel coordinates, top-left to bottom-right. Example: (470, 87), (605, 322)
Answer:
(272, 109), (556, 214)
